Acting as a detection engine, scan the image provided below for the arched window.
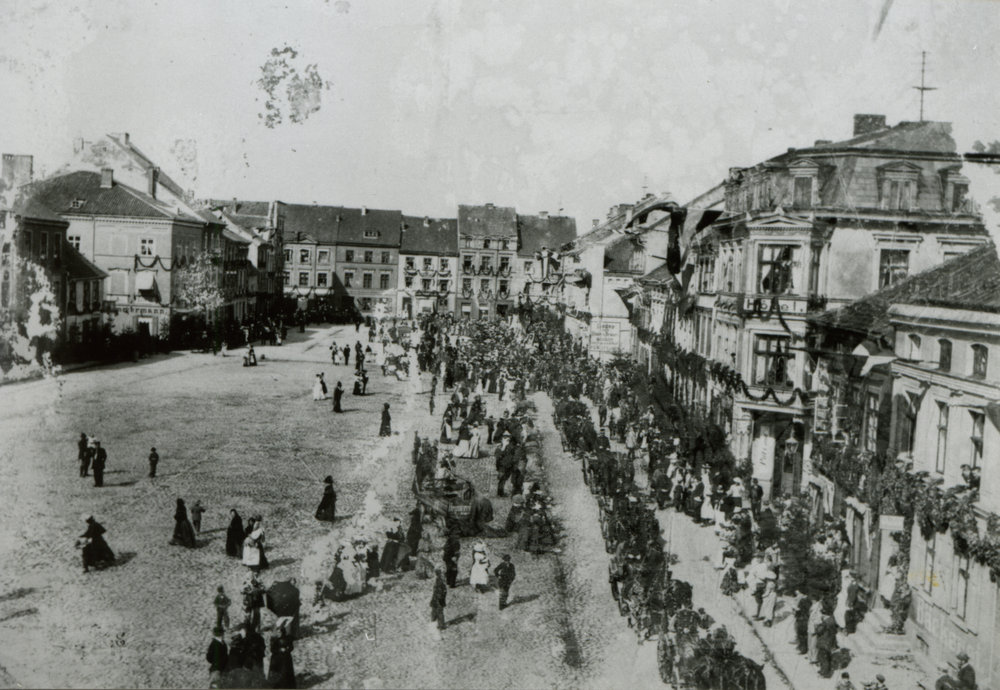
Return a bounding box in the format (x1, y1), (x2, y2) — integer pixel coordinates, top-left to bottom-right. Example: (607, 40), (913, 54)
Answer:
(937, 339), (952, 372)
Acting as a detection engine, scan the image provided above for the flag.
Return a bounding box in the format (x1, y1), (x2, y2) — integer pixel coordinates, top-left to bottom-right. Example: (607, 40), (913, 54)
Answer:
(667, 209), (687, 274)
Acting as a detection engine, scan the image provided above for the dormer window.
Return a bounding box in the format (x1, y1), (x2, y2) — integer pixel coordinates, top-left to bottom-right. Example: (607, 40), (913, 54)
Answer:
(71, 198), (86, 209)
(363, 230), (379, 239)
(877, 161), (921, 211)
(940, 167), (972, 213)
(788, 159), (822, 209)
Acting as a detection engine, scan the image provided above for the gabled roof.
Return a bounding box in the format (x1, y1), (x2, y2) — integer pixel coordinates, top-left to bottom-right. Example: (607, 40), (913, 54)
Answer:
(638, 262), (680, 289)
(400, 216), (458, 255)
(63, 244), (108, 281)
(810, 243), (1000, 338)
(10, 196), (67, 224)
(221, 228), (251, 245)
(283, 204), (342, 244)
(204, 199), (271, 217)
(23, 171), (203, 223)
(604, 233), (643, 274)
(334, 208), (402, 247)
(517, 214), (577, 257)
(458, 204), (517, 238)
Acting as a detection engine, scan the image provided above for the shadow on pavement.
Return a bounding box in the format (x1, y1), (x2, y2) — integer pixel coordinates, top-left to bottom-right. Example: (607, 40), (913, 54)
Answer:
(446, 611), (476, 627)
(267, 557), (297, 569)
(0, 587), (35, 603)
(298, 671), (335, 688)
(509, 593), (541, 607)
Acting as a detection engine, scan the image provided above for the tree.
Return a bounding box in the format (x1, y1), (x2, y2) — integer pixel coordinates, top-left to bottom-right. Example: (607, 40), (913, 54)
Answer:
(173, 250), (224, 315)
(0, 256), (62, 379)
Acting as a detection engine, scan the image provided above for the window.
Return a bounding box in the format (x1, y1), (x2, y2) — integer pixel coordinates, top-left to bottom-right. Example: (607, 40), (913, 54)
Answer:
(360, 297), (372, 310)
(924, 533), (936, 595)
(282, 271), (290, 286)
(463, 255), (473, 271)
(39, 232), (48, 260)
(69, 235), (81, 251)
(363, 273), (373, 289)
(971, 344), (988, 379)
(463, 278), (472, 292)
(71, 198), (85, 209)
(141, 238), (155, 256)
(938, 339), (952, 372)
(499, 280), (509, 294)
(501, 239), (510, 250)
(524, 261), (533, 275)
(483, 239), (491, 250)
(318, 250), (330, 264)
(753, 335), (794, 388)
(864, 392), (880, 452)
(405, 257), (414, 270)
(524, 282), (532, 295)
(23, 231), (31, 256)
(381, 251), (391, 264)
(364, 231), (379, 239)
(793, 177), (813, 208)
(298, 272), (309, 286)
(405, 276), (413, 288)
(345, 250), (355, 262)
(422, 279), (432, 291)
(83, 280), (91, 308)
(364, 251), (373, 263)
(440, 259), (448, 271)
(500, 256), (510, 273)
(952, 183), (970, 212)
(809, 247), (821, 294)
(885, 180), (914, 210)
(970, 411), (984, 469)
(879, 250), (909, 288)
(298, 249), (309, 264)
(317, 272), (328, 287)
(935, 401), (949, 474)
(380, 274), (390, 290)
(909, 334), (922, 361)
(757, 245), (795, 295)
(344, 271), (353, 288)
(423, 258), (433, 270)
(480, 255), (492, 270)
(438, 280), (448, 292)
(956, 555), (970, 620)
(51, 234), (60, 262)
(480, 279), (489, 293)
(900, 393), (918, 456)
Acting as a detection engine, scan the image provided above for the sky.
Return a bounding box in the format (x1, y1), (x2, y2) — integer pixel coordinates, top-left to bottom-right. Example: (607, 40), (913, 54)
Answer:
(2, 0), (999, 232)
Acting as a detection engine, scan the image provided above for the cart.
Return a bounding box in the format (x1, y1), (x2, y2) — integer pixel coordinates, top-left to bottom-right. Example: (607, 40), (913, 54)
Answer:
(412, 473), (493, 537)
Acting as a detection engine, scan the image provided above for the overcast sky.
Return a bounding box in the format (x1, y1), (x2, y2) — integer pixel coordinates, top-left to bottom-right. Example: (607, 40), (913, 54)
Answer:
(2, 0), (999, 231)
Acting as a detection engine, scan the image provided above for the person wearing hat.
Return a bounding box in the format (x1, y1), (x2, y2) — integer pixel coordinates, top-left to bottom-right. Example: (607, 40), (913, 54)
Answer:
(469, 542), (491, 594)
(78, 514), (115, 572)
(379, 402), (392, 437)
(494, 429), (517, 497)
(442, 528), (461, 588)
(148, 447), (159, 478)
(870, 674), (887, 690)
(206, 625), (228, 688)
(315, 476), (337, 522)
(937, 664), (959, 690)
(171, 498), (197, 548)
(91, 440), (107, 487)
(957, 652), (977, 690)
(495, 554), (516, 610)
(78, 433), (90, 477)
(596, 428), (611, 451)
(429, 567), (448, 637)
(759, 567), (778, 627)
(834, 671), (855, 690)
(190, 500), (206, 535)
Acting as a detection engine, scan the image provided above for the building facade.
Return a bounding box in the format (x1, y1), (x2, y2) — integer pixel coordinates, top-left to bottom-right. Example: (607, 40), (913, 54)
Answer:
(398, 216), (458, 318)
(457, 203), (518, 320)
(333, 207), (402, 316)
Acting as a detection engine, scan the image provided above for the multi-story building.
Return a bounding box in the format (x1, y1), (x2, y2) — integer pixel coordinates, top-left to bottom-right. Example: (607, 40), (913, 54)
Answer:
(24, 168), (214, 337)
(457, 203), (518, 320)
(213, 200), (286, 318)
(674, 115), (991, 502)
(515, 211), (577, 302)
(333, 207), (402, 316)
(398, 216), (458, 318)
(560, 193), (679, 360)
(280, 204), (339, 308)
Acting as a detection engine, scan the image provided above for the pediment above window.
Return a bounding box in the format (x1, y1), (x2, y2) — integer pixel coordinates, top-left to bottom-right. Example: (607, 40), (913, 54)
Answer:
(876, 161), (923, 178)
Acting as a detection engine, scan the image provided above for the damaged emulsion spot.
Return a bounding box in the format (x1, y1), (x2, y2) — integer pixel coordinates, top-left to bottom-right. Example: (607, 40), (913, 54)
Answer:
(257, 45), (332, 129)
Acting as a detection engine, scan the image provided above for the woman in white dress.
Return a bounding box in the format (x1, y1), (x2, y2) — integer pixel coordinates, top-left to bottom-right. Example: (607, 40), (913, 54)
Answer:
(333, 347), (344, 365)
(469, 542), (491, 593)
(468, 422), (481, 460)
(312, 374), (326, 401)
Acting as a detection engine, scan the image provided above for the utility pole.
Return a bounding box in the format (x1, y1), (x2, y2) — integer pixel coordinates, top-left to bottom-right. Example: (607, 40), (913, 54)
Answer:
(913, 51), (936, 122)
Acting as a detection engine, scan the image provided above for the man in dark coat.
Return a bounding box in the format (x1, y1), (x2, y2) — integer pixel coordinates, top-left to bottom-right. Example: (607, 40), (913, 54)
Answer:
(596, 428), (611, 450)
(78, 433), (90, 477)
(315, 476), (337, 522)
(815, 602), (839, 678)
(750, 478), (764, 518)
(430, 568), (448, 635)
(148, 447), (159, 478)
(206, 627), (228, 688)
(957, 652), (977, 690)
(494, 431), (517, 497)
(495, 554), (516, 610)
(92, 441), (107, 487)
(443, 530), (461, 588)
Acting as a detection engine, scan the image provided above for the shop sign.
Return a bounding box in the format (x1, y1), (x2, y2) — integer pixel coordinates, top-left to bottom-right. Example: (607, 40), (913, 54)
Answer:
(879, 515), (905, 532)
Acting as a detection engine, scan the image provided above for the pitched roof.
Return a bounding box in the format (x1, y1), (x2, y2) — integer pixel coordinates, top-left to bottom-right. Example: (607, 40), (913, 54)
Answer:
(517, 214), (577, 257)
(204, 199), (271, 217)
(638, 263), (677, 286)
(458, 204), (517, 237)
(810, 243), (1000, 338)
(604, 234), (643, 274)
(63, 244), (108, 280)
(400, 216), (458, 255)
(334, 207), (402, 247)
(23, 171), (203, 222)
(10, 196), (67, 224)
(282, 204), (342, 244)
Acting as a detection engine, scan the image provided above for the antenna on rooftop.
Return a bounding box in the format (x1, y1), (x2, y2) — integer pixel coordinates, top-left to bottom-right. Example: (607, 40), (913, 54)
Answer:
(913, 51), (936, 122)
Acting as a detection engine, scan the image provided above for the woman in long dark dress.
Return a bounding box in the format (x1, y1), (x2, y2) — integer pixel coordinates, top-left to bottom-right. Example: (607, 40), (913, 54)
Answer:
(352, 375), (363, 396)
(332, 381), (344, 413)
(171, 498), (197, 547)
(266, 628), (297, 689)
(79, 515), (115, 572)
(315, 476), (337, 522)
(226, 509), (245, 558)
(379, 403), (392, 437)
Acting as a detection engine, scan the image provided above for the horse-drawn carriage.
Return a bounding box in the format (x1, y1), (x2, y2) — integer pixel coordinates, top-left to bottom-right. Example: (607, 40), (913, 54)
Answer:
(412, 472), (494, 537)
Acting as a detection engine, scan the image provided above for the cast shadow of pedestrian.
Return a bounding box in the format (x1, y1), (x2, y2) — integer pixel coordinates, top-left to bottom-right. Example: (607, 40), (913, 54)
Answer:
(446, 611), (477, 627)
(267, 557), (297, 569)
(508, 593), (540, 607)
(297, 671), (335, 688)
(832, 647), (853, 671)
(0, 587), (35, 603)
(101, 552), (137, 570)
(200, 527), (227, 535)
(105, 480), (138, 488)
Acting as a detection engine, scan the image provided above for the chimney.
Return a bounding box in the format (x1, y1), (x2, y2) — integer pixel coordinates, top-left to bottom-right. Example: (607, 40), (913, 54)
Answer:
(100, 168), (114, 189)
(814, 140), (832, 146)
(423, 217), (431, 227)
(592, 219), (599, 228)
(538, 211), (548, 219)
(484, 203), (494, 209)
(2, 154), (33, 190)
(853, 114), (887, 136)
(230, 197), (239, 213)
(361, 206), (368, 216)
(147, 167), (160, 199)
(122, 133), (129, 146)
